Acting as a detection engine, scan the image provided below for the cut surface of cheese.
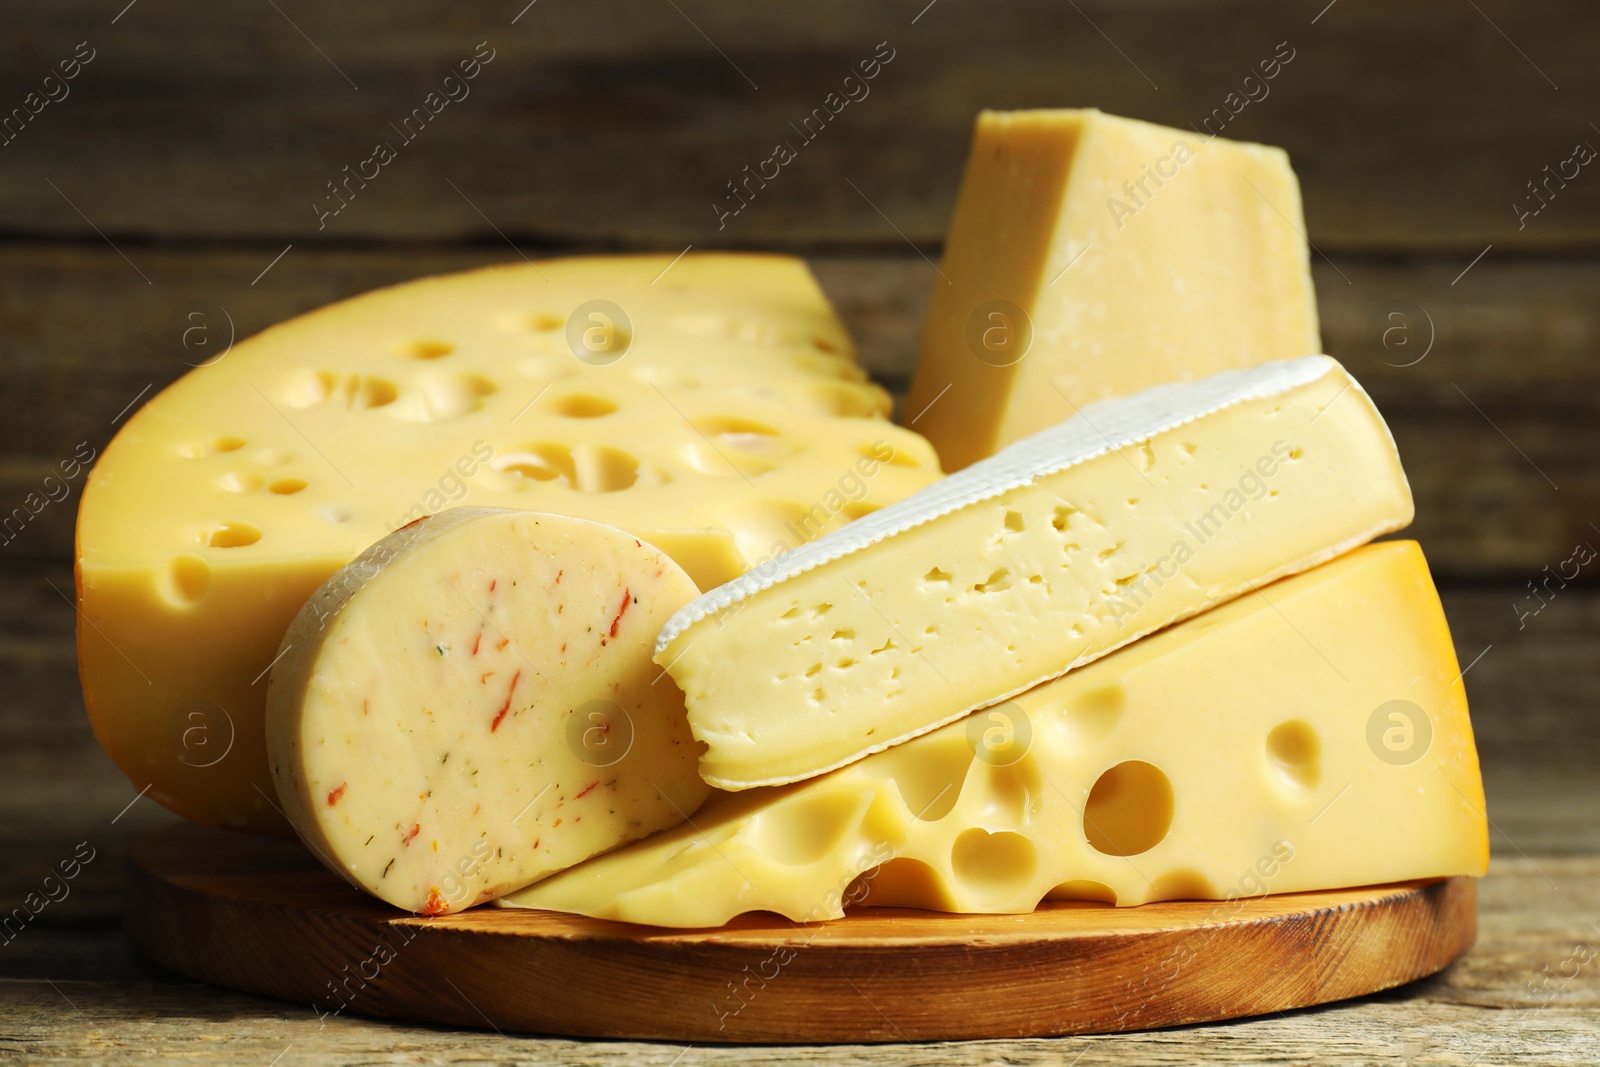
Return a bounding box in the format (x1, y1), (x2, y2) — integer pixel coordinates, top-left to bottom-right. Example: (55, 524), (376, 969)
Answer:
(658, 356), (1413, 790)
(265, 507), (708, 915)
(903, 109), (1320, 471)
(76, 254), (941, 834)
(506, 542), (1487, 927)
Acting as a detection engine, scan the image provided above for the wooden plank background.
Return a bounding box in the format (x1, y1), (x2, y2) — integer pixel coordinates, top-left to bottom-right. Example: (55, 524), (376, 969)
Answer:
(2, 1), (1596, 1062)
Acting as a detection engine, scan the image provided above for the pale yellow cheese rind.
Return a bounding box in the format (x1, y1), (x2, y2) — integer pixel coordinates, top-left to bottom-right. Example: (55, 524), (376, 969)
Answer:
(504, 542), (1488, 927)
(266, 507), (708, 915)
(661, 358), (1412, 789)
(904, 109), (1320, 471)
(75, 254), (942, 834)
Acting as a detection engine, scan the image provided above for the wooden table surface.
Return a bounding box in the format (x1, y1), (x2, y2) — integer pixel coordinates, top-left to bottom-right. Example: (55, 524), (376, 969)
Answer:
(2, 2), (1597, 1062)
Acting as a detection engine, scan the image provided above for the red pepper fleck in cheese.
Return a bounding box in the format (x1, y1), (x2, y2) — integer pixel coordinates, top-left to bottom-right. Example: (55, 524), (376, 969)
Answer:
(265, 506), (708, 915)
(76, 253), (942, 835)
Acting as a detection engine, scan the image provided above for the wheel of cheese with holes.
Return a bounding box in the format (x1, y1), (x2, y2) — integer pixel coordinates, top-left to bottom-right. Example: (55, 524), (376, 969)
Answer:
(75, 253), (942, 835)
(504, 542), (1487, 927)
(265, 507), (708, 915)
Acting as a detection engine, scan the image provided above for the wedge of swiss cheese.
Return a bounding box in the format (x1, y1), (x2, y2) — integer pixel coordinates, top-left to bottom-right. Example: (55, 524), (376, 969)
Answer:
(507, 542), (1488, 927)
(76, 254), (941, 834)
(904, 109), (1320, 470)
(266, 507), (706, 914)
(657, 355), (1412, 789)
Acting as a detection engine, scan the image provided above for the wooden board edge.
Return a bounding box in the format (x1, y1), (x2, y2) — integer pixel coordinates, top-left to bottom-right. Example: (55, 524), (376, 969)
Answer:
(124, 828), (1478, 1042)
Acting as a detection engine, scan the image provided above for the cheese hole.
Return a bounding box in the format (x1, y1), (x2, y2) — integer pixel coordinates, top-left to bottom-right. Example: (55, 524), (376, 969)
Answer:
(201, 521), (262, 549)
(318, 505), (351, 523)
(855, 793), (909, 853)
(1266, 719), (1321, 791)
(679, 442), (777, 478)
(494, 444), (577, 486)
(213, 436), (246, 453)
(176, 442), (208, 459)
(842, 502), (879, 521)
(1150, 870), (1218, 902)
(1004, 510), (1025, 533)
(951, 829), (1037, 901)
(254, 448), (291, 465)
(973, 568), (1012, 594)
(692, 415), (780, 443)
(1051, 506), (1075, 532)
(792, 352), (867, 382)
(846, 858), (953, 911)
(286, 370), (398, 410)
(1062, 684), (1125, 746)
(498, 312), (563, 334)
(491, 443), (652, 494)
(218, 472), (262, 493)
(1046, 879), (1117, 905)
(542, 393), (617, 419)
(752, 790), (860, 866)
(813, 337), (838, 353)
(269, 477), (308, 495)
(573, 444), (644, 492)
(923, 567), (952, 584)
(1083, 761), (1173, 857)
(392, 372), (497, 422)
(162, 554), (211, 605)
(879, 735), (968, 822)
(393, 339), (454, 360)
(983, 757), (1043, 825)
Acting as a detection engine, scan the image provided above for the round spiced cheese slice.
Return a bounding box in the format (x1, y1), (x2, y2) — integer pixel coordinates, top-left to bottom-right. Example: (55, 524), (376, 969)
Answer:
(265, 506), (707, 915)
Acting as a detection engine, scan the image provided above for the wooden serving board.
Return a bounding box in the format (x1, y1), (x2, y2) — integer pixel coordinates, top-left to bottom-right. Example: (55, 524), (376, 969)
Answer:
(126, 823), (1476, 1043)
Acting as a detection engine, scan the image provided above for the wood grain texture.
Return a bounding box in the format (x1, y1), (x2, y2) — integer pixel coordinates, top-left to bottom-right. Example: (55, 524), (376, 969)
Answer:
(7, 980), (1599, 1067)
(0, 246), (1594, 575)
(10, 850), (1599, 1064)
(2, 2), (1597, 249)
(2, 635), (1594, 1061)
(120, 823), (1477, 1043)
(3, 3), (1595, 1058)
